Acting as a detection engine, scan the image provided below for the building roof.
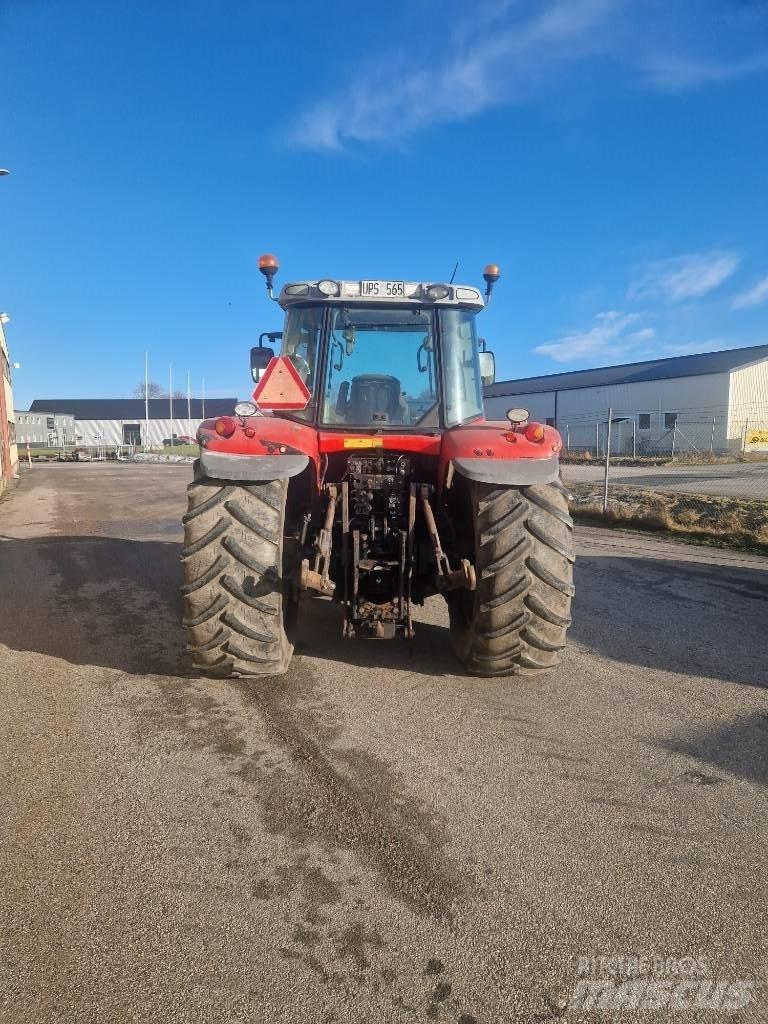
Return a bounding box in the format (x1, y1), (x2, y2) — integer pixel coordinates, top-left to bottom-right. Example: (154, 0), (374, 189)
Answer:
(14, 409), (75, 418)
(27, 398), (237, 419)
(485, 343), (768, 398)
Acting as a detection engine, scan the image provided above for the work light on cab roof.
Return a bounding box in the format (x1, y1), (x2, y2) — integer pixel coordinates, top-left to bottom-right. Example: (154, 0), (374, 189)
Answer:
(255, 253), (502, 309)
(182, 250), (574, 682)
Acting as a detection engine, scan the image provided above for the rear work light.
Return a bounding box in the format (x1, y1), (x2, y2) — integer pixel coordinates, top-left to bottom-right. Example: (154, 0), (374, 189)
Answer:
(524, 422), (545, 444)
(214, 416), (237, 438)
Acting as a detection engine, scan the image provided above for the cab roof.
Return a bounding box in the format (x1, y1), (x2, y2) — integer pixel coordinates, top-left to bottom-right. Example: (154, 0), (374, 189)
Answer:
(278, 280), (485, 311)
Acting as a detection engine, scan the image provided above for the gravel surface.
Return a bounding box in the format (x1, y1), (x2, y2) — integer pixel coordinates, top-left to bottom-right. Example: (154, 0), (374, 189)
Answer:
(1, 463), (766, 1023)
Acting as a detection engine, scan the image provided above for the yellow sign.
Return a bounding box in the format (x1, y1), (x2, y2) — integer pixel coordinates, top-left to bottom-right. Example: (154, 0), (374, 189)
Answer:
(343, 437), (384, 449)
(747, 429), (768, 446)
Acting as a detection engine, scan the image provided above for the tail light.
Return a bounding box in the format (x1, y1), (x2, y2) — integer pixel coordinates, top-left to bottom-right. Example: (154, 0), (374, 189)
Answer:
(214, 416), (237, 438)
(524, 422), (545, 444)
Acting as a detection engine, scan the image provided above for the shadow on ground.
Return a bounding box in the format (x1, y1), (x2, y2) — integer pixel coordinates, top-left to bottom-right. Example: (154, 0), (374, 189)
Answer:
(570, 554), (768, 689)
(0, 535), (766, 687)
(658, 711), (768, 787)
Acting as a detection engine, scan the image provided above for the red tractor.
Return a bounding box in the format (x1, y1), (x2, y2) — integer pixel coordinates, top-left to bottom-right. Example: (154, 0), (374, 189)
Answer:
(182, 256), (574, 677)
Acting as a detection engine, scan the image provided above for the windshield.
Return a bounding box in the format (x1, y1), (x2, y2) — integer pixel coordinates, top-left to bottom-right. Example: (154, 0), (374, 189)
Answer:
(322, 307), (438, 427)
(441, 308), (483, 426)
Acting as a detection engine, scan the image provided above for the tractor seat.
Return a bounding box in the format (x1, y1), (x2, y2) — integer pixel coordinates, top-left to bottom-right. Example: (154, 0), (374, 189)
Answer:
(346, 374), (407, 424)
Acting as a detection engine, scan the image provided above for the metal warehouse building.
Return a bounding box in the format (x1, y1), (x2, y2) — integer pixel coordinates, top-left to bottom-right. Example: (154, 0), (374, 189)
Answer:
(27, 398), (237, 447)
(484, 343), (768, 455)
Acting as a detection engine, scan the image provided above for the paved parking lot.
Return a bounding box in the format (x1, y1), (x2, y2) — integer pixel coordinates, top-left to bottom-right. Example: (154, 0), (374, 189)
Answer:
(1, 464), (767, 1023)
(563, 460), (768, 499)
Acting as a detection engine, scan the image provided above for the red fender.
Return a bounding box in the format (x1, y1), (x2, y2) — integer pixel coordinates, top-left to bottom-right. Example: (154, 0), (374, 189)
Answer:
(438, 419), (563, 491)
(197, 414), (320, 484)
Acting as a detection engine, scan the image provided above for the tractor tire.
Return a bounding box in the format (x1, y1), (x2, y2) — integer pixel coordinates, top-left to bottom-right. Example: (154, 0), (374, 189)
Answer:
(181, 473), (294, 677)
(448, 480), (574, 677)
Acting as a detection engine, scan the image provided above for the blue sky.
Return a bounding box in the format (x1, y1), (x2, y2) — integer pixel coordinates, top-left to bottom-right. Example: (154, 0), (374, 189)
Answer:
(2, 0), (768, 407)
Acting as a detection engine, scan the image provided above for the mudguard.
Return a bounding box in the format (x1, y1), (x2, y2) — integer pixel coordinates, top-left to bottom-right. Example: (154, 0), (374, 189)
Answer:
(439, 420), (562, 490)
(196, 414), (320, 486)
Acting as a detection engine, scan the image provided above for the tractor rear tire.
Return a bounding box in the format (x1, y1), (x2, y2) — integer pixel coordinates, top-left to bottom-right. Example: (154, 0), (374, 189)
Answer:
(181, 473), (294, 677)
(448, 481), (574, 677)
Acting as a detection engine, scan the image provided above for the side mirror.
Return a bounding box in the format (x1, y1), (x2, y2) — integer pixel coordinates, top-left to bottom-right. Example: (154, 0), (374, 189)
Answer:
(250, 345), (274, 383)
(479, 350), (496, 387)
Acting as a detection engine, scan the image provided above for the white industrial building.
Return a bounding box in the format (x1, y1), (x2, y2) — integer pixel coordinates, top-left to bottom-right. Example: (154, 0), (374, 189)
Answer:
(15, 409), (76, 446)
(484, 343), (768, 454)
(27, 398), (237, 447)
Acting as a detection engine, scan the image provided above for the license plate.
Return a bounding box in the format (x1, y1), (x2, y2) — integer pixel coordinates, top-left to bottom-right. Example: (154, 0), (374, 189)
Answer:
(343, 437), (384, 449)
(360, 280), (405, 298)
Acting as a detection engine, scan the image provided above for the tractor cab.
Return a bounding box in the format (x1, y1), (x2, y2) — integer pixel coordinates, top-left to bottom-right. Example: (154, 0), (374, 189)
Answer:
(250, 260), (498, 430)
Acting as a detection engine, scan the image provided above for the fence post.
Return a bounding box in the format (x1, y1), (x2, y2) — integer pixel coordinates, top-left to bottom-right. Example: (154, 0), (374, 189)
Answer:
(565, 424), (570, 452)
(742, 419), (749, 452)
(595, 421), (600, 458)
(671, 422), (677, 459)
(632, 417), (637, 459)
(710, 416), (716, 455)
(603, 409), (612, 513)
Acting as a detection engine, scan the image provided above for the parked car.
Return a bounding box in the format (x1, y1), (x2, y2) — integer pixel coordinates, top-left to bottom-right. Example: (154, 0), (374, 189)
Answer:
(162, 436), (192, 447)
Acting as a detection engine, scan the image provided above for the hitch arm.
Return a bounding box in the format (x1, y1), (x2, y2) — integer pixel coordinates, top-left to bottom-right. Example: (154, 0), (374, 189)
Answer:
(419, 485), (476, 593)
(301, 484), (337, 595)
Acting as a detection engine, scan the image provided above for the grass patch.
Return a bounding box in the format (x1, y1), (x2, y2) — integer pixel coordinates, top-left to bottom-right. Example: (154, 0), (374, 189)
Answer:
(570, 484), (768, 555)
(561, 451), (768, 467)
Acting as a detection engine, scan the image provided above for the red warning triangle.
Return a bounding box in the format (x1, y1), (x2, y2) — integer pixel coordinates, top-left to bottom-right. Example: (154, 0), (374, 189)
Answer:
(253, 356), (311, 410)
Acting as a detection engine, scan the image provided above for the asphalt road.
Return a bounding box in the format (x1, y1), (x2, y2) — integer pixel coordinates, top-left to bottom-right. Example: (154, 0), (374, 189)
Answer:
(563, 461), (768, 499)
(1, 464), (767, 1023)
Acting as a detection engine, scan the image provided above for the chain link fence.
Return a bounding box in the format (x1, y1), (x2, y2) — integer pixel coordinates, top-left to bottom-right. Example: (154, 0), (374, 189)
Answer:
(559, 407), (768, 551)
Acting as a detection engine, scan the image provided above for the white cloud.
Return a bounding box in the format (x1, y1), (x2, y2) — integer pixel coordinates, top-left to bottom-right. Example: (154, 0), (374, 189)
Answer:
(643, 50), (768, 91)
(732, 275), (768, 310)
(290, 0), (615, 150)
(629, 251), (740, 302)
(533, 311), (656, 363)
(288, 1), (768, 151)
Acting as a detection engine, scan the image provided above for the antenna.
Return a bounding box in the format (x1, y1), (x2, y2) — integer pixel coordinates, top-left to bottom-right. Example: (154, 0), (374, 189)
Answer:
(449, 261), (459, 284)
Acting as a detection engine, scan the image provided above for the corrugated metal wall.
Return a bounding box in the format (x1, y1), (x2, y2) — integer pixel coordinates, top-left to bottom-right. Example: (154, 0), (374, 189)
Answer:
(484, 372), (737, 453)
(728, 362), (768, 448)
(75, 419), (203, 446)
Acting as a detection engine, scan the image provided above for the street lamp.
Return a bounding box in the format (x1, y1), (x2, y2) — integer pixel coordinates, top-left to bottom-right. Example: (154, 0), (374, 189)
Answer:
(0, 169), (9, 176)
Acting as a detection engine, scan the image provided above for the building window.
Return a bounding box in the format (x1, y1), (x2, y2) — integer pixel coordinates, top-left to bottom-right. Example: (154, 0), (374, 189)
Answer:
(638, 413), (652, 431)
(664, 412), (678, 430)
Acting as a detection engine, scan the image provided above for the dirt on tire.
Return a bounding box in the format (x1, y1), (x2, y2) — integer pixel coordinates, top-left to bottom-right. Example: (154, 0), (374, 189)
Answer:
(448, 480), (575, 676)
(181, 472), (293, 676)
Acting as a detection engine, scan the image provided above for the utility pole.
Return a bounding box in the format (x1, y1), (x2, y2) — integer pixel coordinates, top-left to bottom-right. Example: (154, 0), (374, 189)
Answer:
(187, 370), (191, 439)
(144, 352), (150, 450)
(201, 378), (205, 419)
(603, 409), (613, 513)
(169, 363), (173, 426)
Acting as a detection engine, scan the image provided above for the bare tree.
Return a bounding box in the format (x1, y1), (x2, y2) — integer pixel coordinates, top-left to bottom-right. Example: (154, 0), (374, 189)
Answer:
(133, 380), (165, 399)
